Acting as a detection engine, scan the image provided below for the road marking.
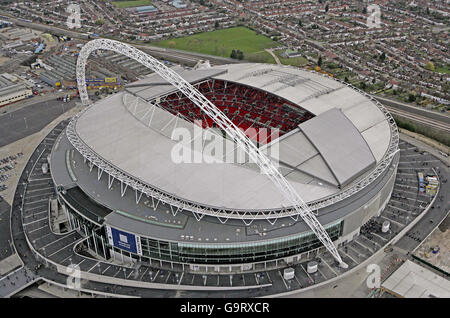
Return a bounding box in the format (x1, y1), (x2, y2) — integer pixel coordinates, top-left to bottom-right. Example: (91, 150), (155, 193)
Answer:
(60, 254), (74, 264)
(127, 269), (135, 279)
(388, 204), (413, 214)
(76, 259), (87, 268)
(379, 214), (405, 227)
(28, 177), (52, 182)
(27, 224), (49, 234)
(266, 271), (272, 283)
(25, 192), (52, 201)
(23, 210), (48, 220)
(87, 262), (100, 273)
(347, 244), (365, 258)
(318, 257), (338, 277)
(165, 272), (171, 284)
(294, 273), (302, 287)
(316, 264), (330, 279)
(353, 237), (375, 253)
(278, 270), (289, 290)
(23, 217), (47, 226)
(300, 264), (314, 283)
(339, 248), (359, 265)
(102, 265), (111, 275)
(47, 241), (75, 257)
(24, 199), (48, 206)
(371, 232), (388, 242)
(152, 269), (160, 282)
(139, 267), (149, 280)
(26, 187), (53, 194)
(41, 232), (76, 249)
(113, 268), (121, 277)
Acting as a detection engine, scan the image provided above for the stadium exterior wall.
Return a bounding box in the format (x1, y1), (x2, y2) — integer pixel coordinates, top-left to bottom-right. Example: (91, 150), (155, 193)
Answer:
(54, 152), (398, 274)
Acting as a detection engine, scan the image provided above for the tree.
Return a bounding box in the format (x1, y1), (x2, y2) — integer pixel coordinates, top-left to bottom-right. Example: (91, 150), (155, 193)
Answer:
(237, 50), (244, 60)
(230, 49), (237, 59)
(424, 61), (435, 72)
(325, 4), (329, 13)
(298, 20), (302, 27)
(363, 7), (367, 14)
(344, 76), (349, 83)
(317, 55), (323, 67)
(214, 21), (219, 28)
(380, 52), (386, 61)
(408, 93), (416, 102)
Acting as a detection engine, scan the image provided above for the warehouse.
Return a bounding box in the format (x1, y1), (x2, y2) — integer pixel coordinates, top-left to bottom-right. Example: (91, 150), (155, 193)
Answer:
(0, 73), (33, 107)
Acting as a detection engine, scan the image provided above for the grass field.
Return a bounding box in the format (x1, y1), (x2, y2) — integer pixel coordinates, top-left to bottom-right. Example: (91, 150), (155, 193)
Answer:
(437, 65), (450, 74)
(112, 0), (153, 8)
(153, 27), (278, 61)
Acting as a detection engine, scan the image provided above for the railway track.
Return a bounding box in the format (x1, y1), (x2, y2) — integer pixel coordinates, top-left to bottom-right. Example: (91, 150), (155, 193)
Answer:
(386, 106), (450, 133)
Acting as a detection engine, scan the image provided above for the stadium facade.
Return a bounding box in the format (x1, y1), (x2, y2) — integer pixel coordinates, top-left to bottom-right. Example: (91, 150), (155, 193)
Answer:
(49, 60), (399, 274)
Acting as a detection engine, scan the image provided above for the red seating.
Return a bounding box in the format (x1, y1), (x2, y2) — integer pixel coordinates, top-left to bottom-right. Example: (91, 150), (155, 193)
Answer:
(158, 80), (314, 139)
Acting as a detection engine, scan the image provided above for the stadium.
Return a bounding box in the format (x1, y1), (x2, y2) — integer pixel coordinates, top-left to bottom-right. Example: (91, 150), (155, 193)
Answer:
(48, 40), (399, 275)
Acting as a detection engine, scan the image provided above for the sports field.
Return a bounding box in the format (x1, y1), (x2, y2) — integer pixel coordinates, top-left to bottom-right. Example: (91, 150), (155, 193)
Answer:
(153, 27), (277, 62)
(112, 0), (153, 8)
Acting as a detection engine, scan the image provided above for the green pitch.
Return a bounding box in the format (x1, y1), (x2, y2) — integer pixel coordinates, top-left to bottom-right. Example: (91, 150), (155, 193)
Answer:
(112, 0), (153, 8)
(153, 27), (277, 61)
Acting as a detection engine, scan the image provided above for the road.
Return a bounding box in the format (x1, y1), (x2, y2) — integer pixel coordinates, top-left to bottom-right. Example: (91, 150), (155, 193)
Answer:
(0, 99), (77, 148)
(387, 107), (450, 134)
(373, 96), (450, 134)
(374, 96), (450, 125)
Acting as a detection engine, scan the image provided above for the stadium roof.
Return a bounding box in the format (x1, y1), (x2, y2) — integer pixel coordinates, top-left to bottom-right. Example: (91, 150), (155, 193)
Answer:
(298, 108), (376, 187)
(73, 63), (392, 211)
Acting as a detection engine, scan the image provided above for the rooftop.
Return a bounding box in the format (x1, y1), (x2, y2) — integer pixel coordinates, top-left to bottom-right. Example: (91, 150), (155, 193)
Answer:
(72, 63), (391, 211)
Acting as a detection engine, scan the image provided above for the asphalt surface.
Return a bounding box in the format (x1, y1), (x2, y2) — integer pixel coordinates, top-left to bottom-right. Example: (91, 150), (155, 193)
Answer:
(393, 144), (450, 252)
(0, 99), (77, 148)
(0, 198), (13, 261)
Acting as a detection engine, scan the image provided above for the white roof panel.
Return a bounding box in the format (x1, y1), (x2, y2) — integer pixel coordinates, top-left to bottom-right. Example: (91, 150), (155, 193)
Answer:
(74, 63), (392, 209)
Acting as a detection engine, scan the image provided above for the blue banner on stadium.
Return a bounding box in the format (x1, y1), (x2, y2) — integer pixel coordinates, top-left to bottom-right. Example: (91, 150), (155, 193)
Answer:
(110, 228), (138, 254)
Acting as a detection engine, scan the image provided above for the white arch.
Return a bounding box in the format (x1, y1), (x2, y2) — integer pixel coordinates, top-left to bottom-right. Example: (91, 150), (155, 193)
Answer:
(75, 39), (346, 268)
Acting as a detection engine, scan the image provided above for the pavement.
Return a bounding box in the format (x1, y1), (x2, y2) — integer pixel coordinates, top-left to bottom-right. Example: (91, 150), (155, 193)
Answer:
(0, 267), (40, 298)
(0, 199), (13, 262)
(0, 98), (77, 148)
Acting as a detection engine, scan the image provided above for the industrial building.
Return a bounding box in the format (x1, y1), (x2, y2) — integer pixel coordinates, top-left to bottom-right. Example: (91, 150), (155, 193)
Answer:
(0, 72), (33, 107)
(39, 54), (120, 88)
